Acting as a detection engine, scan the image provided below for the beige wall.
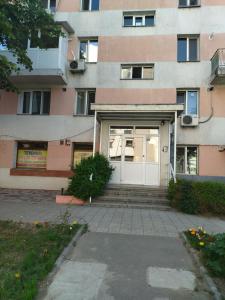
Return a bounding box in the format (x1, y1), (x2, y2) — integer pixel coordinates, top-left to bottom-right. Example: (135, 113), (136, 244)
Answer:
(47, 142), (73, 171)
(0, 140), (15, 168)
(0, 92), (18, 115)
(199, 146), (225, 176)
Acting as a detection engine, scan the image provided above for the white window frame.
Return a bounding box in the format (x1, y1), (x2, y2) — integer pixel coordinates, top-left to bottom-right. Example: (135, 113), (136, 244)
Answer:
(121, 65), (154, 80)
(179, 0), (200, 7)
(177, 89), (199, 116)
(79, 39), (98, 63)
(18, 90), (51, 115)
(81, 0), (99, 11)
(123, 14), (155, 27)
(178, 36), (200, 62)
(176, 146), (198, 175)
(75, 90), (95, 116)
(42, 0), (57, 12)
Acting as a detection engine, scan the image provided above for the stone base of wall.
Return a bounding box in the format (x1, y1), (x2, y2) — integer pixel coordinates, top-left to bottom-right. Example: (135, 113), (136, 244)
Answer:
(177, 175), (225, 183)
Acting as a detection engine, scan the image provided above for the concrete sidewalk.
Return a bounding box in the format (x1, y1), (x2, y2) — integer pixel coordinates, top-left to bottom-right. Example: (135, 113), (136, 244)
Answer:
(43, 232), (211, 300)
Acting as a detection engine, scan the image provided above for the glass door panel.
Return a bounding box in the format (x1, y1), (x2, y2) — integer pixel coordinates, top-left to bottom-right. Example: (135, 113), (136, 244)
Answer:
(146, 136), (159, 163)
(109, 135), (122, 161)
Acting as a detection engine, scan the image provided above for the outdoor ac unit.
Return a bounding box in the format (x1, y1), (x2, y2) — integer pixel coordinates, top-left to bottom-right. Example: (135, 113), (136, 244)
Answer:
(69, 59), (86, 74)
(181, 115), (199, 127)
(218, 146), (225, 152)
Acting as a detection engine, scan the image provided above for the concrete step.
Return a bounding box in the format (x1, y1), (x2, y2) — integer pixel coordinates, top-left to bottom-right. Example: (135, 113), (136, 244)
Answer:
(89, 202), (172, 211)
(94, 195), (169, 205)
(104, 190), (168, 198)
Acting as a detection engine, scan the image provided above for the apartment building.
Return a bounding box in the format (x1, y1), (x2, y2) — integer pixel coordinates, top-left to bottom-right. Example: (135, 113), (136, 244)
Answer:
(0, 0), (225, 190)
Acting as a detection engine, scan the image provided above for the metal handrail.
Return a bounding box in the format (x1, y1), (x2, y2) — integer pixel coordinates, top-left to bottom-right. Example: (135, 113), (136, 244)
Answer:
(211, 49), (225, 74)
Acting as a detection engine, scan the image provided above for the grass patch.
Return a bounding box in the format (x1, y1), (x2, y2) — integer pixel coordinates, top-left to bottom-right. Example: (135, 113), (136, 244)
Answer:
(0, 220), (81, 300)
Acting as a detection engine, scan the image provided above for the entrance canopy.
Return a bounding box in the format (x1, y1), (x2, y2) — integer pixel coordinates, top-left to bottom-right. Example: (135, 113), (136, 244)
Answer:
(91, 104), (184, 122)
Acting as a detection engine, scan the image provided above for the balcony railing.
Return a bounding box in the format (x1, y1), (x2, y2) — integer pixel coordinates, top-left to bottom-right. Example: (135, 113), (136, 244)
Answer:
(0, 41), (68, 85)
(211, 48), (225, 85)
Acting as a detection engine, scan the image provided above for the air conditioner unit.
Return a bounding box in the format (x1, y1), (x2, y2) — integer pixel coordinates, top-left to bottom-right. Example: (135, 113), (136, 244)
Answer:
(218, 146), (225, 152)
(181, 115), (199, 127)
(69, 59), (86, 74)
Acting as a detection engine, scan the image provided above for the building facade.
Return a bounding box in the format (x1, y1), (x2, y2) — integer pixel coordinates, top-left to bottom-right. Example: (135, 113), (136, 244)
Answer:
(0, 0), (225, 190)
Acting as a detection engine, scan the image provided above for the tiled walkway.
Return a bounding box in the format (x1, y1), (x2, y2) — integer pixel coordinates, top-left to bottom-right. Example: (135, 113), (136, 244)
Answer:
(0, 189), (224, 237)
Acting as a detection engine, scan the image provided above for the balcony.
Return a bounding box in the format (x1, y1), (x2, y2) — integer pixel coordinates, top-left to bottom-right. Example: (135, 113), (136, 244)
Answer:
(1, 38), (68, 86)
(210, 49), (225, 85)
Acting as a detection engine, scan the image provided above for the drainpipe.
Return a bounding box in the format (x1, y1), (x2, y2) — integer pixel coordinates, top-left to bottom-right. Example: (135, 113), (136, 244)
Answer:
(173, 111), (177, 182)
(93, 110), (97, 157)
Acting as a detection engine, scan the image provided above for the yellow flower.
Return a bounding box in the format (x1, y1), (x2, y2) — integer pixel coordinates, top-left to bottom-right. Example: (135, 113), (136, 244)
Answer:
(72, 220), (78, 225)
(15, 272), (21, 279)
(199, 242), (205, 247)
(191, 230), (196, 235)
(33, 221), (39, 225)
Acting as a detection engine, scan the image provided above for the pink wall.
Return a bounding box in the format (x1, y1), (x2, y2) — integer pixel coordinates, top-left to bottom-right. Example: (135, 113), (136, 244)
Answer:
(47, 142), (72, 171)
(98, 36), (176, 62)
(50, 88), (75, 115)
(0, 140), (15, 168)
(101, 0), (176, 10)
(202, 0), (225, 5)
(57, 0), (80, 12)
(0, 92), (18, 115)
(199, 146), (225, 176)
(201, 34), (225, 61)
(96, 88), (176, 104)
(200, 87), (225, 118)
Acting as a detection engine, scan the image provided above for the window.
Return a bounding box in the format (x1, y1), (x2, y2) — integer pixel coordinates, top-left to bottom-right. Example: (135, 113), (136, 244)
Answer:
(123, 13), (155, 27)
(121, 65), (154, 80)
(30, 30), (59, 49)
(76, 90), (95, 116)
(19, 91), (51, 115)
(177, 90), (198, 115)
(17, 142), (48, 169)
(79, 39), (98, 62)
(179, 0), (200, 7)
(176, 146), (198, 175)
(177, 36), (199, 62)
(73, 144), (93, 167)
(41, 0), (56, 12)
(81, 0), (99, 11)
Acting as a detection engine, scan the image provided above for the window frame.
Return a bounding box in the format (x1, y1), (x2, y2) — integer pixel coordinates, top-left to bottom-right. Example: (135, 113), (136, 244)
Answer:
(177, 35), (200, 62)
(18, 90), (51, 115)
(176, 146), (198, 175)
(121, 64), (154, 80)
(178, 0), (201, 8)
(28, 30), (59, 49)
(79, 39), (98, 63)
(42, 0), (57, 12)
(177, 89), (199, 116)
(75, 90), (96, 116)
(123, 14), (155, 27)
(81, 0), (100, 11)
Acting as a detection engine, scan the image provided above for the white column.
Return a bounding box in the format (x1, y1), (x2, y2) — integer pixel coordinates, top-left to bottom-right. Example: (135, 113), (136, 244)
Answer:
(93, 110), (97, 156)
(173, 111), (177, 181)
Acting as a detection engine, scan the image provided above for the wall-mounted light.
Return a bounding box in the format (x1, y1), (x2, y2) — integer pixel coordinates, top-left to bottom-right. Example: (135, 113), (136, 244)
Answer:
(161, 120), (165, 126)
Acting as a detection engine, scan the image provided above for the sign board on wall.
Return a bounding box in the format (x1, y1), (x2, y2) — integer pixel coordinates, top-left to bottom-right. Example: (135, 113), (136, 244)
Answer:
(17, 150), (47, 169)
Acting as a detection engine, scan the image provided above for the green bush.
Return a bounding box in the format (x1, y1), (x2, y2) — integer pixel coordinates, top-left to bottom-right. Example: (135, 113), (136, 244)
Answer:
(67, 153), (114, 200)
(169, 179), (225, 215)
(204, 233), (225, 277)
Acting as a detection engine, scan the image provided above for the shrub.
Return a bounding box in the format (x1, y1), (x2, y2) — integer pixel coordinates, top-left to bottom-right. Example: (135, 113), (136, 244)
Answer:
(169, 179), (225, 215)
(67, 153), (114, 200)
(203, 233), (225, 277)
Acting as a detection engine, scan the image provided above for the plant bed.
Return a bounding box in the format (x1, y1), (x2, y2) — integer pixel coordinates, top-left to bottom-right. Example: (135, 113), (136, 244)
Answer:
(56, 195), (85, 205)
(0, 220), (81, 300)
(184, 227), (225, 297)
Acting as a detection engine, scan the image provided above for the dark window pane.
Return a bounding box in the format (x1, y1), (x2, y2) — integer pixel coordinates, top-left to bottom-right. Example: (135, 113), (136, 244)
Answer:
(42, 33), (59, 48)
(177, 38), (187, 62)
(30, 31), (39, 48)
(187, 91), (198, 115)
(145, 16), (154, 26)
(132, 67), (142, 79)
(87, 91), (95, 115)
(42, 92), (51, 114)
(32, 91), (41, 115)
(41, 0), (48, 8)
(179, 0), (187, 6)
(91, 0), (99, 10)
(80, 41), (87, 60)
(190, 0), (198, 5)
(124, 16), (133, 26)
(176, 148), (185, 174)
(22, 92), (31, 114)
(189, 39), (198, 61)
(82, 0), (89, 10)
(187, 147), (197, 175)
(177, 91), (186, 105)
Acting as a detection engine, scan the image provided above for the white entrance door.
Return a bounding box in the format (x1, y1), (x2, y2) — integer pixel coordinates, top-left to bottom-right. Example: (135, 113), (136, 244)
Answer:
(109, 127), (160, 186)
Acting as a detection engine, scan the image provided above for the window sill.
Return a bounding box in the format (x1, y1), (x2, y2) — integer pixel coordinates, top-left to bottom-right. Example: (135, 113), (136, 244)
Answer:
(73, 114), (95, 117)
(177, 60), (200, 63)
(178, 5), (201, 8)
(123, 25), (155, 28)
(10, 168), (73, 178)
(120, 78), (154, 80)
(16, 114), (50, 116)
